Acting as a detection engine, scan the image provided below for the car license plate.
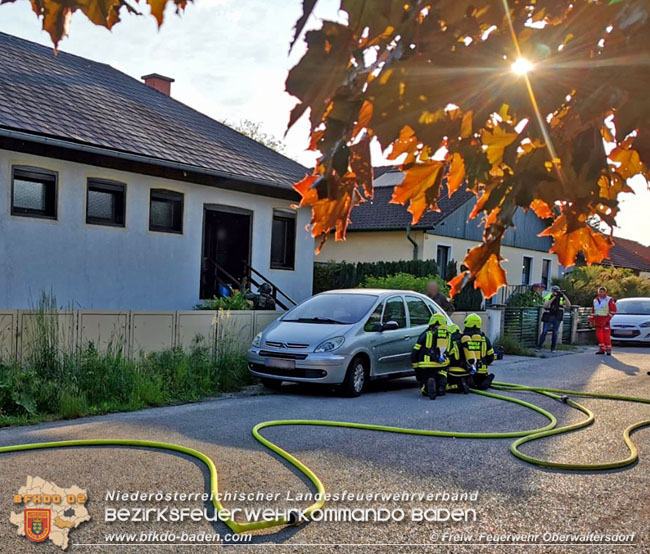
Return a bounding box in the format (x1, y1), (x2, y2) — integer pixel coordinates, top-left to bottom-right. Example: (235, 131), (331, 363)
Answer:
(613, 330), (634, 337)
(265, 358), (295, 370)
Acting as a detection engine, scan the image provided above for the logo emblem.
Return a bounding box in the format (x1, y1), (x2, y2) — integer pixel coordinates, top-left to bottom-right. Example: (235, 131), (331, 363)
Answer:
(24, 509), (51, 542)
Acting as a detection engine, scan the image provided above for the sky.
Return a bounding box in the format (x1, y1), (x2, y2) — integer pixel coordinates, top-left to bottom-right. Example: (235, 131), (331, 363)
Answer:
(0, 0), (648, 245)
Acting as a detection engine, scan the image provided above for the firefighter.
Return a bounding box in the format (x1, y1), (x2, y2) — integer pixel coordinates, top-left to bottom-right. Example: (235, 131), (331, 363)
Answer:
(411, 313), (450, 400)
(461, 313), (496, 390)
(590, 286), (617, 355)
(445, 324), (472, 394)
(245, 283), (276, 310)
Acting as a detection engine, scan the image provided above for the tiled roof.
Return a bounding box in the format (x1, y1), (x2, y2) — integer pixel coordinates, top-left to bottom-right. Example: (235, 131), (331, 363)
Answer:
(349, 169), (474, 231)
(605, 236), (650, 272)
(0, 32), (308, 190)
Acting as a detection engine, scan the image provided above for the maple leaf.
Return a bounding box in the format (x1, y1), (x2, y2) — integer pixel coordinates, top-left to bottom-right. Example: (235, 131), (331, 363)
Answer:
(482, 125), (519, 168)
(446, 153), (466, 196)
(390, 161), (444, 224)
(540, 214), (613, 267)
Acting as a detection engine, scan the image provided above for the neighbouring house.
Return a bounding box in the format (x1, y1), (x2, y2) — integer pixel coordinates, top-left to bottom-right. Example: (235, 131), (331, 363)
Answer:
(0, 32), (313, 310)
(319, 168), (563, 297)
(602, 236), (650, 279)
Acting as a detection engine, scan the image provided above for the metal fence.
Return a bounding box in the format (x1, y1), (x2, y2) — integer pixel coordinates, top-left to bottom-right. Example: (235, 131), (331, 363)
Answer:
(0, 309), (283, 361)
(503, 307), (542, 347)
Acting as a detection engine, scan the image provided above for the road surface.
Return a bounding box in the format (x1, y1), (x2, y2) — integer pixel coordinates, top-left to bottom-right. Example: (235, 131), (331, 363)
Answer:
(1, 347), (648, 553)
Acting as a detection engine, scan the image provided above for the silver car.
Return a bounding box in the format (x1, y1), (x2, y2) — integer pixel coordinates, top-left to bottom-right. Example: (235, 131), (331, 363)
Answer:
(610, 297), (650, 344)
(247, 289), (452, 396)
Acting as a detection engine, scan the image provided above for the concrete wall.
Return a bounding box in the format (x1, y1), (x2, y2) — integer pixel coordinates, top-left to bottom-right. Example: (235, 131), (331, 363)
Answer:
(317, 230), (424, 263)
(421, 234), (561, 286)
(0, 150), (314, 309)
(1, 309), (283, 359)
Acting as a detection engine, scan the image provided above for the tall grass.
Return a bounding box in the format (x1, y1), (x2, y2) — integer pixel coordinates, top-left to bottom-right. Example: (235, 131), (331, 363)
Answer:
(0, 296), (253, 427)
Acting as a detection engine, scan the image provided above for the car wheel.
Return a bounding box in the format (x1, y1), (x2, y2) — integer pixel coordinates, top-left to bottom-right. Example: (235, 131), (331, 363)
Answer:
(260, 377), (283, 390)
(342, 356), (368, 397)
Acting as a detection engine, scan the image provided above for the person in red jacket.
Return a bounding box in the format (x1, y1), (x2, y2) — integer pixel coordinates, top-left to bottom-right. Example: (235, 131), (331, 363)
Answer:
(590, 287), (617, 355)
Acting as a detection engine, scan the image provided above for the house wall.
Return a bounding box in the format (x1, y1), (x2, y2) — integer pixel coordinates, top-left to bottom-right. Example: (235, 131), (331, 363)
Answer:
(317, 230), (425, 263)
(422, 234), (560, 286)
(0, 150), (314, 309)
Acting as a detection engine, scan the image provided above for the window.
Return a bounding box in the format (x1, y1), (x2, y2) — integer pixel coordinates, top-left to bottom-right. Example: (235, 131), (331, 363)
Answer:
(522, 256), (533, 285)
(270, 210), (296, 270)
(437, 245), (451, 278)
(364, 302), (384, 332)
(382, 296), (407, 329)
(86, 179), (125, 226)
(406, 296), (432, 327)
(11, 166), (57, 219)
(541, 259), (551, 288)
(149, 189), (183, 233)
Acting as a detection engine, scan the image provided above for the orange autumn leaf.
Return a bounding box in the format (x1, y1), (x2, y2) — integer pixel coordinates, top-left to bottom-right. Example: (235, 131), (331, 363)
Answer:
(390, 161), (444, 224)
(447, 152), (465, 196)
(609, 145), (644, 180)
(529, 199), (553, 219)
(352, 100), (373, 137)
(541, 215), (613, 267)
(387, 125), (418, 164)
(460, 110), (473, 139)
(473, 253), (508, 299)
(482, 126), (518, 167)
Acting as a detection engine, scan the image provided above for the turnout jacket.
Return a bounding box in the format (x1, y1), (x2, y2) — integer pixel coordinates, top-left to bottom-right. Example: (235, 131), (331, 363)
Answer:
(411, 324), (452, 369)
(459, 330), (495, 374)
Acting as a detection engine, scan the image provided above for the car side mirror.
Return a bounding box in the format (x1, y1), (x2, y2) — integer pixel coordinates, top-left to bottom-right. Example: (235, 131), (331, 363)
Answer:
(382, 320), (400, 331)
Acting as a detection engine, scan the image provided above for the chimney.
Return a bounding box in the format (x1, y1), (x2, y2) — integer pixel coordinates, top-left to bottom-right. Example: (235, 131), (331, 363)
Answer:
(141, 73), (174, 96)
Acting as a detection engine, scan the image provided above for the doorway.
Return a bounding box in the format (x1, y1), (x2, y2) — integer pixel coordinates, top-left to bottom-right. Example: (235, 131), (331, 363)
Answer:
(200, 205), (252, 299)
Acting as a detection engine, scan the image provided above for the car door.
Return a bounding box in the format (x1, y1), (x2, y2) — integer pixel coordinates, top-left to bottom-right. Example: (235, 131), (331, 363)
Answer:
(405, 295), (434, 357)
(370, 295), (411, 375)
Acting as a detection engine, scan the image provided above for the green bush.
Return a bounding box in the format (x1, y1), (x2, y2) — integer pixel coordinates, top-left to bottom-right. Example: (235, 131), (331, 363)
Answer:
(194, 291), (251, 310)
(314, 259), (440, 293)
(58, 389), (89, 419)
(554, 266), (650, 307)
(507, 290), (544, 307)
(362, 273), (448, 295)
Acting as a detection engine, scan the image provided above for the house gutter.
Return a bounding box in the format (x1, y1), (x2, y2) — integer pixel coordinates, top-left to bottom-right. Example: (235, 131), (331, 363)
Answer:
(0, 128), (302, 200)
(406, 225), (419, 260)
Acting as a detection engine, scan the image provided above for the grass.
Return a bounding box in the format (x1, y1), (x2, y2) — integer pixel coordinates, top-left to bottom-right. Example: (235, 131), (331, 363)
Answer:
(0, 296), (254, 428)
(496, 335), (537, 357)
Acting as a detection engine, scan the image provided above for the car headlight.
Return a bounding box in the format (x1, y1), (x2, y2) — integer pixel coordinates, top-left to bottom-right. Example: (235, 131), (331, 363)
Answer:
(314, 336), (345, 353)
(640, 321), (650, 328)
(251, 332), (263, 348)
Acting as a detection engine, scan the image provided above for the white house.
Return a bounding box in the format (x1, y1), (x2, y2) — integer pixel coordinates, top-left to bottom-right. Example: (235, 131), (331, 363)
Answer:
(0, 32), (314, 310)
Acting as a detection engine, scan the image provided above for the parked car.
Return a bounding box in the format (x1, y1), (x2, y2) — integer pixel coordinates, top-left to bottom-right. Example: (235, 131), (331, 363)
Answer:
(610, 297), (650, 344)
(247, 289), (451, 396)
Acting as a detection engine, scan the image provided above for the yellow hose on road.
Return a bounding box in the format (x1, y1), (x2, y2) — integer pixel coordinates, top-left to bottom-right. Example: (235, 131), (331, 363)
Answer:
(1, 381), (649, 534)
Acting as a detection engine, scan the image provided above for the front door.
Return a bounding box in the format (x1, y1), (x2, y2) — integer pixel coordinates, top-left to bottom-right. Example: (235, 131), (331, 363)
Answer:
(200, 206), (252, 299)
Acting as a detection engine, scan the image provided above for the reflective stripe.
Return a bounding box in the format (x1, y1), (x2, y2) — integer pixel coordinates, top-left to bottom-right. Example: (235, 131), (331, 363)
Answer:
(413, 343), (422, 350)
(545, 293), (565, 305)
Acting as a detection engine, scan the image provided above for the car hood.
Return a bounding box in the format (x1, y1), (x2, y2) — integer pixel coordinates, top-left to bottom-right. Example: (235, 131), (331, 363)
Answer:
(263, 321), (354, 349)
(611, 314), (650, 326)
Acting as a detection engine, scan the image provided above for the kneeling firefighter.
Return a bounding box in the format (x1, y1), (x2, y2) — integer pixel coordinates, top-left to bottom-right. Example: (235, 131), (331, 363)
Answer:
(445, 324), (472, 394)
(411, 313), (450, 400)
(461, 313), (496, 390)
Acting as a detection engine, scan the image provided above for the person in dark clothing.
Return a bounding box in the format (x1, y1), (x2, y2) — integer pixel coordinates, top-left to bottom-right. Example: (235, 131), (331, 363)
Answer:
(426, 281), (455, 314)
(461, 313), (496, 390)
(245, 283), (276, 310)
(445, 324), (472, 394)
(411, 313), (450, 400)
(537, 285), (571, 351)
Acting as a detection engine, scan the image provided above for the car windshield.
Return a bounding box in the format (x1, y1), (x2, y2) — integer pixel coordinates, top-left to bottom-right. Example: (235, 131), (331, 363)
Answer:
(616, 299), (650, 315)
(283, 294), (378, 324)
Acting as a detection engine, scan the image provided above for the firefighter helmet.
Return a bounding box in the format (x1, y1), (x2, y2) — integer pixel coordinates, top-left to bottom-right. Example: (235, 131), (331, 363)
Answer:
(447, 323), (460, 334)
(428, 313), (447, 327)
(464, 313), (482, 329)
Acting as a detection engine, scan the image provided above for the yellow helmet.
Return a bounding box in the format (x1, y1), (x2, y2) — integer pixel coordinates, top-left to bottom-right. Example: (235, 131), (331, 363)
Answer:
(428, 313), (447, 327)
(447, 323), (460, 334)
(464, 313), (482, 329)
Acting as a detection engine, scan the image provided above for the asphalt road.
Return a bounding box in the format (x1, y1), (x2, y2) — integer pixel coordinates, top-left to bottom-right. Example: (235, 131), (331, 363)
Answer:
(1, 347), (649, 553)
